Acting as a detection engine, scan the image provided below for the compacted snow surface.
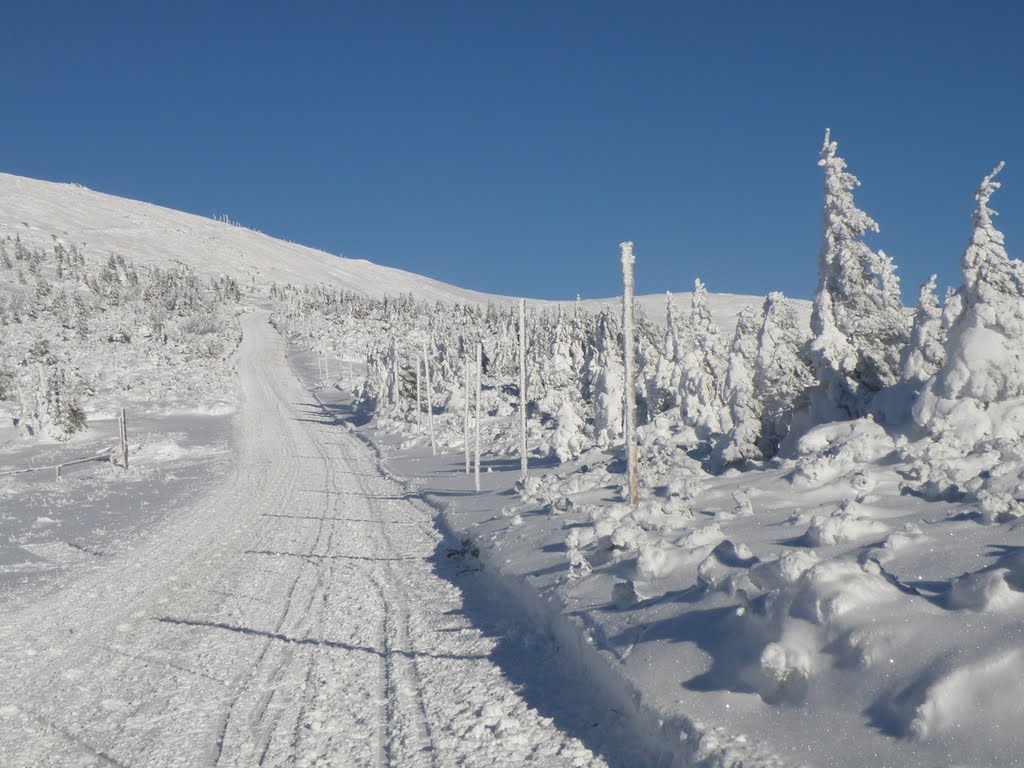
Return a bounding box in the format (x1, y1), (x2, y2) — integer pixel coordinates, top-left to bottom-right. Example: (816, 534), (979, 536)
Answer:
(0, 314), (604, 767)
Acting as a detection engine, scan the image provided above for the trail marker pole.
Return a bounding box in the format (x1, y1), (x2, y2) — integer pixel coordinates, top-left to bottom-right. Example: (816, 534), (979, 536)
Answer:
(423, 341), (436, 455)
(392, 345), (400, 407)
(415, 358), (422, 426)
(620, 242), (639, 506)
(518, 298), (528, 483)
(474, 341), (482, 492)
(463, 355), (471, 475)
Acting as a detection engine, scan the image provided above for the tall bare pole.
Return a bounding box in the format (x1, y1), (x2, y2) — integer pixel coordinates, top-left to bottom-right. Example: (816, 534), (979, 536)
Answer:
(391, 342), (400, 407)
(474, 340), (482, 491)
(423, 340), (436, 455)
(463, 353), (471, 475)
(518, 298), (528, 482)
(415, 356), (422, 425)
(620, 241), (639, 506)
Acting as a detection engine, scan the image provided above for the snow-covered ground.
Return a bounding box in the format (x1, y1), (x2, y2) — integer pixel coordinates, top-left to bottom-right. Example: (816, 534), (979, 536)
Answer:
(3, 167), (1023, 768)
(348, 399), (1024, 767)
(0, 313), (610, 767)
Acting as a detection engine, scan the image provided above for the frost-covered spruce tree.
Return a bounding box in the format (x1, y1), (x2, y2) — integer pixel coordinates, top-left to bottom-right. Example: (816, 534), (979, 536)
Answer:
(900, 275), (946, 385)
(586, 311), (624, 448)
(645, 292), (684, 417)
(915, 163), (1024, 428)
(538, 306), (576, 417)
(549, 399), (585, 463)
(716, 306), (764, 464)
(16, 362), (86, 440)
(755, 292), (813, 457)
(806, 130), (908, 419)
(678, 279), (726, 435)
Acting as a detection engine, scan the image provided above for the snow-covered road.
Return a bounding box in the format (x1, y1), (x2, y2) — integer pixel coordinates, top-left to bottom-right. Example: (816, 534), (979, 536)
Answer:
(0, 313), (602, 768)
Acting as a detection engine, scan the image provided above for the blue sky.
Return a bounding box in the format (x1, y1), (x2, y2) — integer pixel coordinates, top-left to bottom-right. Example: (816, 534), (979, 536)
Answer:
(1, 2), (1021, 303)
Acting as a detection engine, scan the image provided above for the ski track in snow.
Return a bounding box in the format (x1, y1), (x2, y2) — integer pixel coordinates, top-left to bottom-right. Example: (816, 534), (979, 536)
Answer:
(0, 312), (603, 768)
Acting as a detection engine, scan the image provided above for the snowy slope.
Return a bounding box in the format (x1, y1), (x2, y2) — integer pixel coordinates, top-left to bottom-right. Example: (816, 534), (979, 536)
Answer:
(0, 173), (807, 331)
(0, 173), (502, 303)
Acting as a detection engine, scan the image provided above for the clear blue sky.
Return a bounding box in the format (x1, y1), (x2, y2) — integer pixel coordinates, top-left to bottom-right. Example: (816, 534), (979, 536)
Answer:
(1, 1), (1021, 303)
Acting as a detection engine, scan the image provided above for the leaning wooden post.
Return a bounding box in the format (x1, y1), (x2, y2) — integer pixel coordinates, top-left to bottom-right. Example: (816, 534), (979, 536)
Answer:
(518, 298), (528, 483)
(474, 340), (482, 491)
(119, 407), (129, 471)
(463, 353), (471, 475)
(620, 242), (639, 506)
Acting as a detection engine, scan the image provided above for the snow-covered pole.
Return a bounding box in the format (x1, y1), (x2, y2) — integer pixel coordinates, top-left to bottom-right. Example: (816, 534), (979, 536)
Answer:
(518, 297), (528, 482)
(423, 340), (436, 455)
(464, 354), (471, 475)
(474, 340), (482, 491)
(415, 355), (422, 426)
(391, 342), (399, 407)
(620, 241), (639, 507)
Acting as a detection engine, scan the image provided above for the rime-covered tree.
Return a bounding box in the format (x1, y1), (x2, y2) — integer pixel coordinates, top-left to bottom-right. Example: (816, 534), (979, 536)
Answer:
(16, 361), (86, 441)
(586, 311), (623, 447)
(678, 279), (726, 435)
(916, 163), (1024, 425)
(716, 306), (764, 464)
(755, 292), (813, 456)
(806, 130), (908, 419)
(900, 275), (946, 385)
(549, 399), (585, 463)
(645, 292), (684, 417)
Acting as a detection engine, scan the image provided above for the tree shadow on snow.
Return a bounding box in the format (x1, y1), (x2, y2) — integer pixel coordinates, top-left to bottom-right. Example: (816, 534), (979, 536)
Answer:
(293, 398), (374, 428)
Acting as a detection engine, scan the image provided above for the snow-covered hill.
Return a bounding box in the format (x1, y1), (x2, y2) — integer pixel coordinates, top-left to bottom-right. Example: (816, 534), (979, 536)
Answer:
(0, 172), (807, 332)
(0, 172), (504, 304)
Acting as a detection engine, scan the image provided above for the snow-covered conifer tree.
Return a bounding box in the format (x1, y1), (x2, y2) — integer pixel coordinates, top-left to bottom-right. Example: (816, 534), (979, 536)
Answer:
(915, 163), (1024, 426)
(806, 130), (909, 418)
(16, 362), (86, 441)
(755, 292), (813, 456)
(900, 275), (946, 385)
(716, 306), (764, 464)
(587, 311), (624, 448)
(549, 400), (585, 464)
(678, 279), (726, 435)
(645, 292), (684, 417)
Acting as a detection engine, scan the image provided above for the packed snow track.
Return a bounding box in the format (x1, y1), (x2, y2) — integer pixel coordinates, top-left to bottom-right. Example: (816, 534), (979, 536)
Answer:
(0, 312), (602, 768)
